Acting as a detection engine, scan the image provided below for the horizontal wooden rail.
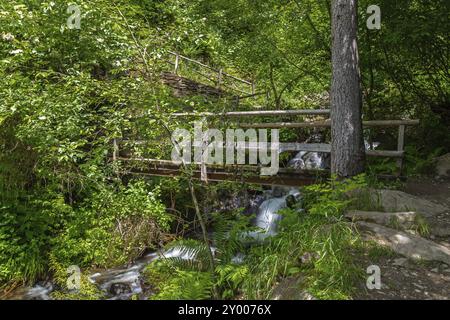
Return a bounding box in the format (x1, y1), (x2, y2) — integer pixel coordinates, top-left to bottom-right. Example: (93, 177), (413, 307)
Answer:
(240, 119), (419, 129)
(171, 109), (331, 118)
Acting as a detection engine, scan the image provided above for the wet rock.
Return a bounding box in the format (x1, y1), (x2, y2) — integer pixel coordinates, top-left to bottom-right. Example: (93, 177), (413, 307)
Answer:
(435, 153), (450, 179)
(349, 189), (449, 218)
(272, 186), (291, 198)
(109, 283), (132, 296)
(428, 220), (450, 238)
(356, 222), (450, 265)
(285, 194), (297, 209)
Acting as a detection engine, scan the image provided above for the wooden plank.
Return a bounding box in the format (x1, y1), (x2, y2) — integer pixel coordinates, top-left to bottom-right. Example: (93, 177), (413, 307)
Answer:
(168, 51), (216, 72)
(115, 157), (329, 176)
(396, 125), (406, 175)
(366, 150), (404, 158)
(240, 119), (419, 129)
(363, 120), (420, 127)
(221, 71), (253, 85)
(279, 143), (331, 153)
(126, 168), (322, 187)
(112, 139), (119, 162)
(171, 109), (331, 118)
(174, 54), (179, 74)
(241, 121), (331, 129)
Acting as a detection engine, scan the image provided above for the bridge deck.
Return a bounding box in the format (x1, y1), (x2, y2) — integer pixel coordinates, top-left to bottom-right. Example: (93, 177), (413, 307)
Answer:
(116, 157), (328, 186)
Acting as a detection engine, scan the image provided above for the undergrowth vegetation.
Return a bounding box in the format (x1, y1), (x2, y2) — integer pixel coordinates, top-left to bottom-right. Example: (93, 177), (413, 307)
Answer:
(144, 175), (388, 300)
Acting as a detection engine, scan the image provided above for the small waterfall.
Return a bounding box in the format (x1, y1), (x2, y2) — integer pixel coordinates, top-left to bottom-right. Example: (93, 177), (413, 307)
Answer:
(243, 188), (301, 243)
(288, 137), (380, 171)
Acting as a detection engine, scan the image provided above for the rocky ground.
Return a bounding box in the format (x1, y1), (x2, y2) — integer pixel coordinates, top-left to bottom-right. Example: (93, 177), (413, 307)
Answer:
(350, 158), (450, 300)
(274, 154), (450, 300)
(352, 172), (450, 300)
(354, 254), (450, 300)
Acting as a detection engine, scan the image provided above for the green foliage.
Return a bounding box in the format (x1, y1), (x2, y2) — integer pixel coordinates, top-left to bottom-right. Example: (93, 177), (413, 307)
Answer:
(240, 209), (363, 300)
(215, 264), (249, 299)
(0, 0), (177, 286)
(302, 175), (368, 217)
(143, 177), (371, 300)
(404, 145), (445, 176)
(0, 195), (73, 283)
(142, 207), (259, 300)
(51, 181), (171, 268)
(144, 258), (214, 300)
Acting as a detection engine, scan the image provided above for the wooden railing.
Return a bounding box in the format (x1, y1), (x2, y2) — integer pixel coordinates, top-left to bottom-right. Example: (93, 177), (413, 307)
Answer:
(113, 108), (419, 183)
(170, 109), (419, 176)
(164, 51), (257, 97)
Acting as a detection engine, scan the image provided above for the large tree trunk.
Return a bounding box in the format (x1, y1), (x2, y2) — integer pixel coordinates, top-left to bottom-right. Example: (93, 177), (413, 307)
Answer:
(331, 0), (366, 177)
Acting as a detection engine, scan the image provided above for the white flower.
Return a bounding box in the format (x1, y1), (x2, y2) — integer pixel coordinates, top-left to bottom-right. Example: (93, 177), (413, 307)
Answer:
(38, 116), (47, 120)
(96, 38), (104, 43)
(2, 33), (14, 41)
(9, 49), (23, 55)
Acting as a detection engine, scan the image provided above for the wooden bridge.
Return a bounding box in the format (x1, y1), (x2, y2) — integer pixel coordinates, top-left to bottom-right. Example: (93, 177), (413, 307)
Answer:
(112, 52), (420, 186)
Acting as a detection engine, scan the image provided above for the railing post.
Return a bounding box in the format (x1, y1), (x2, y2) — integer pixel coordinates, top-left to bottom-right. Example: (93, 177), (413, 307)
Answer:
(217, 69), (223, 90)
(396, 125), (406, 176)
(113, 138), (119, 162)
(174, 54), (179, 74)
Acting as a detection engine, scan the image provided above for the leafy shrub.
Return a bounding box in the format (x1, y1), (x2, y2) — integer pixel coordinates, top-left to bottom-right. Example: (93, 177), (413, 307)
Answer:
(51, 181), (171, 268)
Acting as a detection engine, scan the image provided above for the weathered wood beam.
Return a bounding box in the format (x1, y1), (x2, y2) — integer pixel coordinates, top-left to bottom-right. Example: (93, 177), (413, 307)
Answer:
(171, 109), (331, 118)
(115, 157), (329, 176)
(126, 168), (321, 187)
(279, 143), (331, 153)
(366, 150), (404, 158)
(240, 119), (419, 129)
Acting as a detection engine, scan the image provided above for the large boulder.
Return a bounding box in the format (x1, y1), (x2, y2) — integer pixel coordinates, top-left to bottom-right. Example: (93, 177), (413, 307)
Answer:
(350, 189), (449, 218)
(356, 222), (450, 265)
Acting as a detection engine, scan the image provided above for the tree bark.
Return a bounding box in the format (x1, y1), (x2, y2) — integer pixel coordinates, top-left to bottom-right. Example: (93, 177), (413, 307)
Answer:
(330, 0), (366, 177)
